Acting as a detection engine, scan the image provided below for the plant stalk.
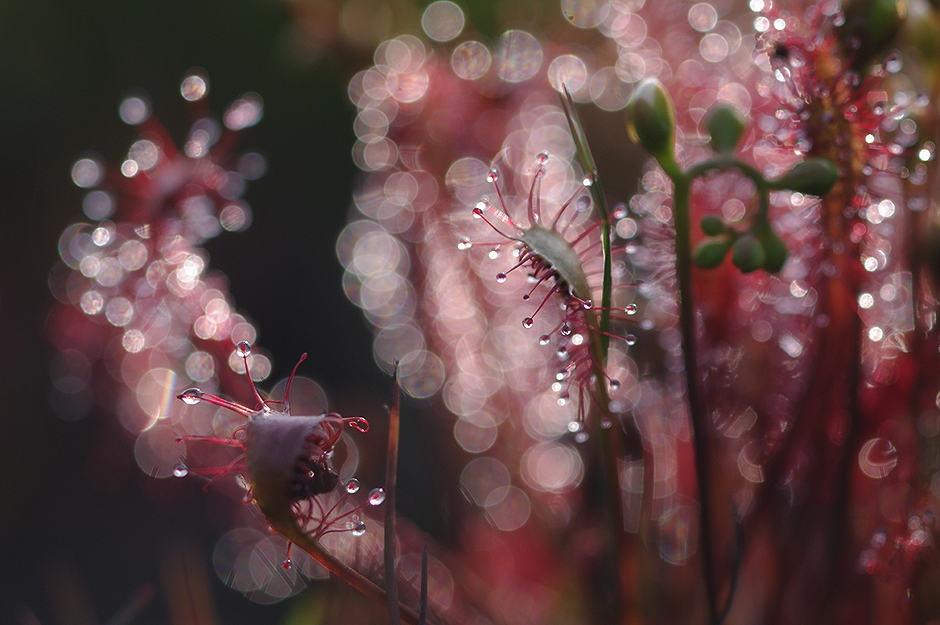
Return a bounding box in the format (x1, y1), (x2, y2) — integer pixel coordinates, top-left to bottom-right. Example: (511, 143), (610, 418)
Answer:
(385, 367), (403, 625)
(671, 173), (721, 624)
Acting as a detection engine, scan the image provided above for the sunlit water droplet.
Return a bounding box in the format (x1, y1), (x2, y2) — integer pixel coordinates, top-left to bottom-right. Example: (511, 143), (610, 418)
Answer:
(522, 317), (534, 328)
(224, 93), (264, 130)
(119, 96), (150, 125)
(487, 168), (499, 183)
(539, 334), (551, 346)
(349, 520), (367, 536)
(368, 488), (386, 505)
(458, 237), (472, 251)
(236, 341), (251, 358)
(346, 478), (361, 493)
(282, 558), (292, 570)
(181, 74), (208, 101)
(610, 379), (621, 390)
(582, 173), (595, 187)
(173, 463), (189, 477)
(537, 151), (549, 164)
(625, 334), (637, 346)
(179, 388), (203, 405)
(72, 158), (103, 188)
(625, 303), (638, 315)
(557, 393), (570, 406)
(80, 291), (104, 315)
(496, 273), (507, 283)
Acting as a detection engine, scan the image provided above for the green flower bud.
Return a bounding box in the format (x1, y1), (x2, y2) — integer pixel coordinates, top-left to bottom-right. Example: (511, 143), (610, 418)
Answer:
(705, 104), (747, 154)
(756, 224), (788, 273)
(693, 236), (732, 269)
(700, 214), (726, 236)
(626, 79), (676, 161)
(732, 234), (765, 273)
(772, 158), (839, 197)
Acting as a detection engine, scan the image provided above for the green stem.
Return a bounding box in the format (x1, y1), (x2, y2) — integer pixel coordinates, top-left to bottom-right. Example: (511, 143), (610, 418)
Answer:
(589, 175), (624, 542)
(685, 155), (772, 222)
(671, 172), (720, 624)
(685, 155), (767, 191)
(562, 87), (627, 624)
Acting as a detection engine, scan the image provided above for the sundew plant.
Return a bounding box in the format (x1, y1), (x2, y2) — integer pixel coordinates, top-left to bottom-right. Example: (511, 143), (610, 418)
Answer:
(46, 0), (940, 623)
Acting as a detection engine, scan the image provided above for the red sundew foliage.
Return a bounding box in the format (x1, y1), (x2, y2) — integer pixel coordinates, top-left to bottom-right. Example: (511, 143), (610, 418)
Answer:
(46, 73), (309, 593)
(46, 68), (399, 600)
(48, 71), (267, 448)
(173, 342), (378, 548)
(641, 3), (940, 623)
(337, 1), (940, 623)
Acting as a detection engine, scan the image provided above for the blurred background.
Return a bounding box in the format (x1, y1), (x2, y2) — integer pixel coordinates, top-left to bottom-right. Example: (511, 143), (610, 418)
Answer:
(0, 0), (479, 622)
(11, 0), (924, 622)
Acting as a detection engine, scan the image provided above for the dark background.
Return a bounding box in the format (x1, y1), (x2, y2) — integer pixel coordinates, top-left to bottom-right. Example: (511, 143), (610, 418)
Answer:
(0, 0), (397, 622)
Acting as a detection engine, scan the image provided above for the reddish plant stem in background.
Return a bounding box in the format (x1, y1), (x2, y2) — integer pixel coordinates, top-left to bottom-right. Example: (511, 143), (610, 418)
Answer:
(420, 539), (429, 625)
(385, 367), (403, 625)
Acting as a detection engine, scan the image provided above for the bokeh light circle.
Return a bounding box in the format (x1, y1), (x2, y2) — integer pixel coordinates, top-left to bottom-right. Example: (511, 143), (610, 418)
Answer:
(452, 41), (492, 81)
(422, 1), (465, 42)
(494, 30), (543, 83)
